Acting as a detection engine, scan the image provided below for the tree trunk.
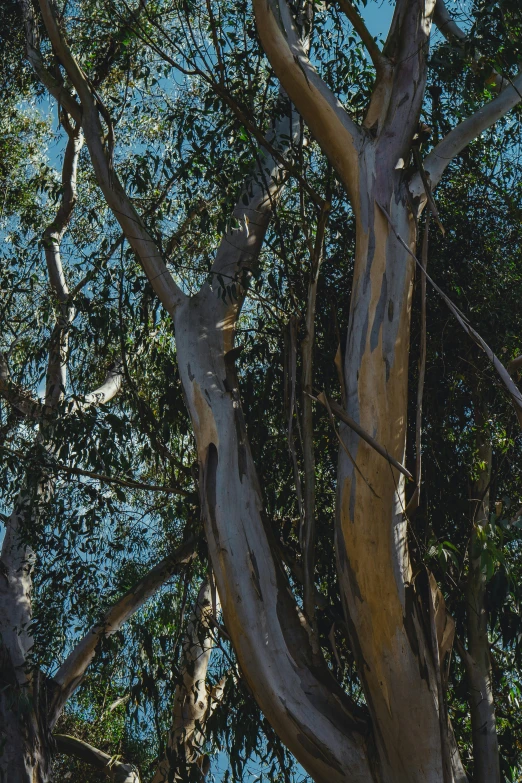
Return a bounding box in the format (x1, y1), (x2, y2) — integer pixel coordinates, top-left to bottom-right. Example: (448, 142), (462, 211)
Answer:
(336, 158), (464, 782)
(0, 496), (51, 783)
(174, 288), (377, 783)
(463, 407), (500, 783)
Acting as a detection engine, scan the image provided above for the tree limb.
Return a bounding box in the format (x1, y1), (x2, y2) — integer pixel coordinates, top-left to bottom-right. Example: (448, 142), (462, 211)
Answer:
(30, 0), (186, 317)
(315, 392), (414, 481)
(433, 0), (507, 90)
(410, 69), (522, 200)
(252, 0), (362, 203)
(152, 578), (221, 783)
(54, 734), (141, 782)
(48, 537), (197, 726)
(19, 0), (82, 123)
(335, 0), (386, 73)
(43, 118), (83, 409)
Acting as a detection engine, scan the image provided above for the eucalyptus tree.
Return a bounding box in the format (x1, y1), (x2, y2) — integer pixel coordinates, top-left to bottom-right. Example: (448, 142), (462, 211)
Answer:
(2, 0), (522, 781)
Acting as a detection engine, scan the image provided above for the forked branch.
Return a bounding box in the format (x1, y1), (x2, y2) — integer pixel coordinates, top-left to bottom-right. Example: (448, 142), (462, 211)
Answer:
(27, 0), (186, 316)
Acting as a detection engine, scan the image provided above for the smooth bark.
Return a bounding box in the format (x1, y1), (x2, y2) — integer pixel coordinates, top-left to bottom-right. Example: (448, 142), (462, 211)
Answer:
(54, 734), (141, 782)
(152, 578), (221, 783)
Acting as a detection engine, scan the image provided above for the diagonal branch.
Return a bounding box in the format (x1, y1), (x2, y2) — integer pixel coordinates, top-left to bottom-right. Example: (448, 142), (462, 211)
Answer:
(315, 392), (414, 481)
(252, 0), (362, 203)
(410, 69), (522, 200)
(54, 734), (141, 782)
(434, 0), (508, 90)
(208, 97), (302, 304)
(27, 0), (185, 317)
(48, 537), (197, 727)
(0, 358), (123, 422)
(335, 0), (386, 73)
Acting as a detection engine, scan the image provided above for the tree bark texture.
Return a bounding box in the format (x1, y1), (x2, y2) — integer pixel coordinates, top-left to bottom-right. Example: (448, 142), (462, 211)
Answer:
(17, 0), (522, 779)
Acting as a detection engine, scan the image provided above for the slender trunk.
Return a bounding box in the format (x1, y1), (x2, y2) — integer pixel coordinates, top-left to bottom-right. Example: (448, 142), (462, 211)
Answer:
(152, 578), (219, 783)
(464, 407), (500, 783)
(336, 155), (460, 782)
(174, 290), (376, 783)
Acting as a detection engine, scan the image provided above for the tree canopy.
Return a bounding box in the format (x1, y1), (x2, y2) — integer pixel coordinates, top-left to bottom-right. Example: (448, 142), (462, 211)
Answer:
(1, 0), (522, 781)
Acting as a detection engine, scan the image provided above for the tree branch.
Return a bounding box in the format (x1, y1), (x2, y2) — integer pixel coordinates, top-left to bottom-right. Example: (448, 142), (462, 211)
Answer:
(19, 0), (82, 123)
(315, 392), (414, 481)
(43, 118), (83, 408)
(152, 578), (220, 783)
(208, 97), (302, 306)
(252, 0), (362, 203)
(54, 734), (141, 782)
(410, 70), (522, 199)
(433, 0), (507, 90)
(335, 0), (386, 73)
(78, 359), (124, 408)
(48, 537), (197, 726)
(31, 0), (186, 317)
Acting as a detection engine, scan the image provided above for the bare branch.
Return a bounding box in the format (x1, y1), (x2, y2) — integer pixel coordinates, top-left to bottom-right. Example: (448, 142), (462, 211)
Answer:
(43, 120), (83, 408)
(434, 0), (507, 90)
(411, 70), (522, 199)
(80, 359), (124, 408)
(209, 99), (302, 302)
(32, 0), (186, 316)
(42, 460), (192, 497)
(335, 0), (386, 73)
(315, 392), (414, 481)
(48, 537), (197, 726)
(152, 578), (220, 783)
(54, 734), (141, 782)
(19, 0), (82, 123)
(433, 0), (467, 43)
